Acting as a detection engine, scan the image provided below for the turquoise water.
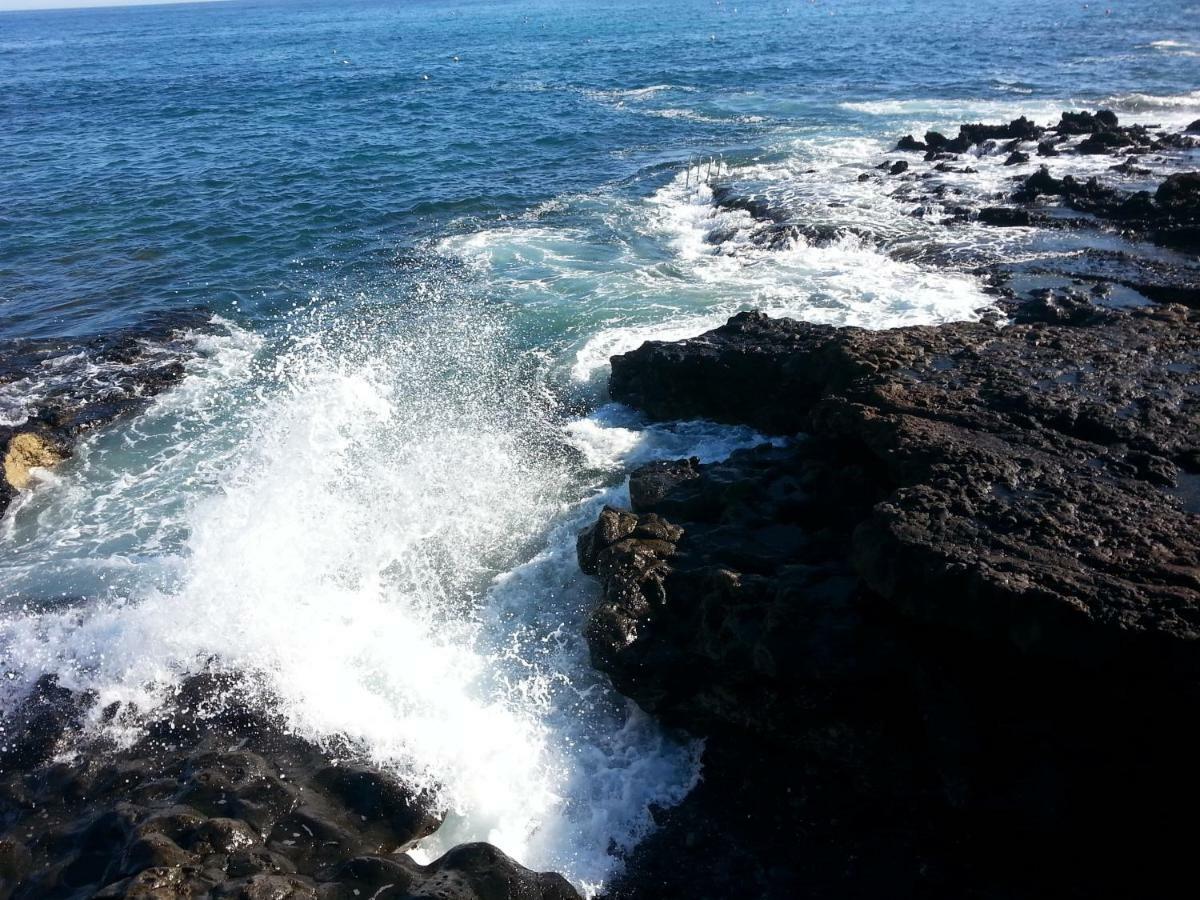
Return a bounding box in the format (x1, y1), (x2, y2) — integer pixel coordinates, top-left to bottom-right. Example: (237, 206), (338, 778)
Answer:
(3, 0), (1197, 339)
(1, 0), (1198, 891)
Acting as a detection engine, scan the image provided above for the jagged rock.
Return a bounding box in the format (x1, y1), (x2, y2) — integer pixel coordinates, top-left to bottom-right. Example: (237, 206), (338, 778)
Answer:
(1001, 288), (1112, 326)
(896, 134), (927, 153)
(1110, 158), (1151, 176)
(1007, 162), (1200, 253)
(708, 185), (786, 223)
(588, 307), (1200, 898)
(961, 116), (1042, 143)
(930, 117), (1044, 153)
(606, 307), (1200, 669)
(0, 674), (581, 900)
(609, 311), (848, 434)
(1057, 110), (1114, 134)
(1014, 166), (1064, 200)
(889, 160), (909, 175)
(1078, 129), (1134, 154)
(1157, 171), (1200, 211)
(0, 674), (87, 771)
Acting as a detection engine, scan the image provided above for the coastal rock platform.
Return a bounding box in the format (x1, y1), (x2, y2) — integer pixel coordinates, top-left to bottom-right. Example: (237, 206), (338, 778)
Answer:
(586, 303), (1200, 898)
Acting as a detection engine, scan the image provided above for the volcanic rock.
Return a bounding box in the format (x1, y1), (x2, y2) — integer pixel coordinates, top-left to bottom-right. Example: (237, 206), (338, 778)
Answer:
(589, 306), (1200, 898)
(0, 673), (580, 900)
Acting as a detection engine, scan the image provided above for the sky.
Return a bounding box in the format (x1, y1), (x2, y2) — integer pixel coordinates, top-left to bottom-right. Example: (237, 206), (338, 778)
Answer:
(0, 0), (226, 10)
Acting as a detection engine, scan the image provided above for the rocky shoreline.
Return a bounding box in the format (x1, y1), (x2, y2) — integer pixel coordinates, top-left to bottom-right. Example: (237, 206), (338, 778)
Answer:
(580, 113), (1200, 898)
(2, 109), (1199, 898)
(0, 312), (212, 519)
(0, 673), (579, 900)
(584, 302), (1199, 894)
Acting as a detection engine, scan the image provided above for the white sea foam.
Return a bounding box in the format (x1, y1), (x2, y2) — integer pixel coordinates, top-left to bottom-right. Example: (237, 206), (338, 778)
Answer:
(840, 96), (1068, 123)
(584, 84), (684, 103)
(841, 93), (1200, 130)
(0, 297), (699, 894)
(1105, 89), (1200, 120)
(446, 149), (996, 390)
(566, 403), (786, 472)
(1147, 39), (1198, 55)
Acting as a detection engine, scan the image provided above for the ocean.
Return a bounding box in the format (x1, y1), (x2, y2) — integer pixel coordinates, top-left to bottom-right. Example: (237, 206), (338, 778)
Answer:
(1, 0), (1198, 892)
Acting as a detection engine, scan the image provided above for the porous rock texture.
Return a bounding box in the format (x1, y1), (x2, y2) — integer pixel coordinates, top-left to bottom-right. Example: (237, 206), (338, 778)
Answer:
(586, 305), (1200, 899)
(0, 673), (579, 900)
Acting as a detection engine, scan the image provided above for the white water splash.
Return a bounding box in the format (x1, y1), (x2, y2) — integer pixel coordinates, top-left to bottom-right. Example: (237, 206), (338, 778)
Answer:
(0, 295), (700, 893)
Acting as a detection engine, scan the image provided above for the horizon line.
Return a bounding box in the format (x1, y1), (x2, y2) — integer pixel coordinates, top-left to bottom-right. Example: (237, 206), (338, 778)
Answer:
(0, 0), (231, 13)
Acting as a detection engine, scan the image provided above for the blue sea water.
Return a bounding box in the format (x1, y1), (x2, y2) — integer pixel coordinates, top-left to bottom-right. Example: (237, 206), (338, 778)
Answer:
(1, 0), (1198, 891)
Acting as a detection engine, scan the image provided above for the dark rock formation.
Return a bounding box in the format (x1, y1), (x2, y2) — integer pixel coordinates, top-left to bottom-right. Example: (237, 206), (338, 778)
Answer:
(709, 184), (787, 224)
(1056, 109), (1118, 135)
(0, 313), (208, 517)
(993, 247), (1200, 309)
(588, 307), (1200, 898)
(977, 207), (1031, 227)
(0, 673), (580, 900)
(1076, 129), (1134, 154)
(1006, 161), (1200, 253)
(923, 117), (1043, 156)
(895, 134), (927, 153)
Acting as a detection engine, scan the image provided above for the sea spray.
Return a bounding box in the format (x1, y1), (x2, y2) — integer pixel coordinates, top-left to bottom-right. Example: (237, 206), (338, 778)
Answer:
(0, 283), (701, 891)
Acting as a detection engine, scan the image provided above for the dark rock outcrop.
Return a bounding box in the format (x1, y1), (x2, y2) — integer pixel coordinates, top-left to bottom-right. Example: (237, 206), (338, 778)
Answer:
(1010, 165), (1200, 252)
(1056, 109), (1118, 135)
(0, 313), (208, 517)
(602, 306), (1200, 675)
(588, 308), (1200, 899)
(923, 117), (1043, 156)
(977, 206), (1031, 227)
(0, 673), (580, 900)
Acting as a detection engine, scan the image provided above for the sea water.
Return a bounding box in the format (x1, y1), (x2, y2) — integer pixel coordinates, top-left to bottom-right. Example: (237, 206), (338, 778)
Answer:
(1, 0), (1198, 892)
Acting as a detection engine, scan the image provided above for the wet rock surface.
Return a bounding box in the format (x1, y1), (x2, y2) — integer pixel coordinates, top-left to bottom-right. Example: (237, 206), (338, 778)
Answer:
(0, 673), (580, 900)
(587, 303), (1200, 898)
(0, 312), (210, 517)
(894, 112), (1200, 305)
(700, 111), (1200, 316)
